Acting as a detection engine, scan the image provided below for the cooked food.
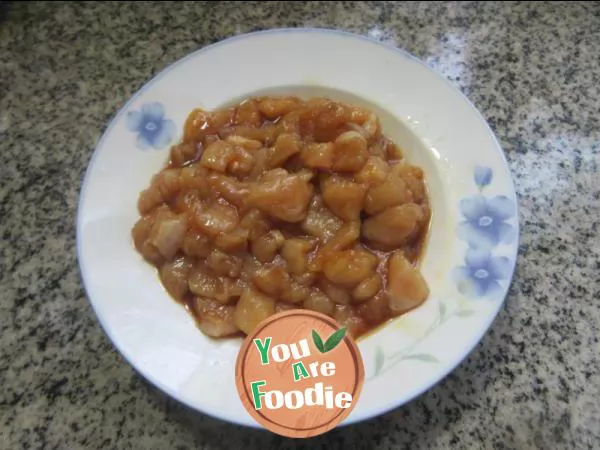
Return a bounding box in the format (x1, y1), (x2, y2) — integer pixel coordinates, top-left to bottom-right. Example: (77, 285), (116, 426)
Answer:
(131, 96), (431, 339)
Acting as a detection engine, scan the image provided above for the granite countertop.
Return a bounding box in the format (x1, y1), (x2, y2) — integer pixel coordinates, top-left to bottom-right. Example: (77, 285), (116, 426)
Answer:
(1, 1), (598, 448)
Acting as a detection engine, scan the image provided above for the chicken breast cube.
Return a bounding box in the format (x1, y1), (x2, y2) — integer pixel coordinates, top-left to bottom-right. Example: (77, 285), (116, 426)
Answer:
(322, 248), (378, 288)
(281, 237), (317, 275)
(303, 289), (335, 316)
(233, 289), (276, 335)
(150, 214), (188, 260)
(364, 173), (413, 215)
(387, 252), (429, 314)
(200, 140), (236, 172)
(332, 130), (369, 172)
(362, 204), (425, 249)
(159, 256), (194, 301)
(268, 132), (302, 167)
(352, 273), (383, 303)
(321, 176), (367, 221)
(252, 266), (291, 298)
(300, 142), (335, 170)
(301, 195), (343, 241)
(193, 297), (238, 338)
(355, 156), (390, 186)
(251, 230), (285, 262)
(247, 169), (313, 222)
(194, 202), (238, 236)
(258, 97), (301, 120)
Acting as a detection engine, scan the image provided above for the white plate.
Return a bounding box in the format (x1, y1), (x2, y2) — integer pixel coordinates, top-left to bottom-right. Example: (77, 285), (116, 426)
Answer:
(77, 28), (519, 428)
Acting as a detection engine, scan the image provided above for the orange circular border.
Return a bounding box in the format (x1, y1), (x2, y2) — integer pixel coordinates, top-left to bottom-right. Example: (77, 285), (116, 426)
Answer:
(235, 310), (365, 438)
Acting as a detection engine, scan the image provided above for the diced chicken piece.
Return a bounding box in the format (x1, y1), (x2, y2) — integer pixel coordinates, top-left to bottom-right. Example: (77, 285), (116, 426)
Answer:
(206, 249), (242, 278)
(225, 135), (263, 151)
(332, 131), (369, 172)
(183, 108), (211, 143)
(321, 175), (367, 221)
(362, 204), (425, 249)
(322, 248), (378, 288)
(132, 215), (154, 252)
(209, 107), (236, 130)
(233, 289), (276, 335)
(300, 142), (335, 170)
(268, 133), (302, 167)
(181, 229), (212, 258)
(207, 174), (249, 208)
(219, 125), (267, 143)
(214, 228), (249, 253)
(251, 229), (285, 262)
(364, 173), (413, 215)
(159, 255), (194, 301)
(131, 216), (165, 267)
(194, 202), (238, 236)
(320, 221), (361, 253)
(252, 265), (291, 298)
(383, 140), (404, 161)
(258, 97), (302, 120)
(355, 156), (389, 186)
(293, 272), (318, 287)
(387, 252), (429, 314)
(391, 163), (427, 203)
(227, 147), (255, 176)
(280, 281), (311, 304)
(303, 289), (335, 316)
(188, 267), (232, 304)
(315, 105), (351, 141)
(281, 237), (317, 275)
(170, 142), (200, 168)
(309, 221), (360, 271)
(171, 189), (202, 215)
(301, 196), (343, 241)
(192, 297), (238, 338)
(247, 169), (313, 222)
(280, 110), (301, 135)
(138, 169), (182, 214)
(319, 278), (352, 305)
(240, 208), (271, 241)
(180, 165), (210, 196)
(200, 141), (236, 172)
(352, 273), (383, 303)
(247, 147), (269, 181)
(150, 214), (188, 260)
(234, 99), (262, 127)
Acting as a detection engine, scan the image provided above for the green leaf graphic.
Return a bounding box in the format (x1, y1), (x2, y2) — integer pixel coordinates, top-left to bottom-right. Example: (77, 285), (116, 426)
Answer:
(456, 310), (476, 317)
(374, 346), (385, 376)
(403, 353), (439, 363)
(312, 330), (325, 353)
(323, 327), (347, 353)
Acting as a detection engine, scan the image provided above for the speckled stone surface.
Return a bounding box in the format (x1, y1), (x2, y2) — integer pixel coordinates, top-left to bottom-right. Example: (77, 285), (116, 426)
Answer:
(1, 1), (598, 448)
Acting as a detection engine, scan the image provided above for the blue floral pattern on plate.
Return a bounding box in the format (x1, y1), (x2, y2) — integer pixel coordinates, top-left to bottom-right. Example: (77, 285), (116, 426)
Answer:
(126, 102), (176, 150)
(455, 166), (516, 298)
(457, 194), (515, 249)
(453, 248), (511, 299)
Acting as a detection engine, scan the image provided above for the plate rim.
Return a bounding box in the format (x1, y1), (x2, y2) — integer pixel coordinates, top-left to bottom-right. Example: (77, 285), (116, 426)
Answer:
(76, 27), (520, 429)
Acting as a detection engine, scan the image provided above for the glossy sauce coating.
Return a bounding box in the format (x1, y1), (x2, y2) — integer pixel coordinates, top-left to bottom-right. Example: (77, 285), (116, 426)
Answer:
(131, 96), (431, 339)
